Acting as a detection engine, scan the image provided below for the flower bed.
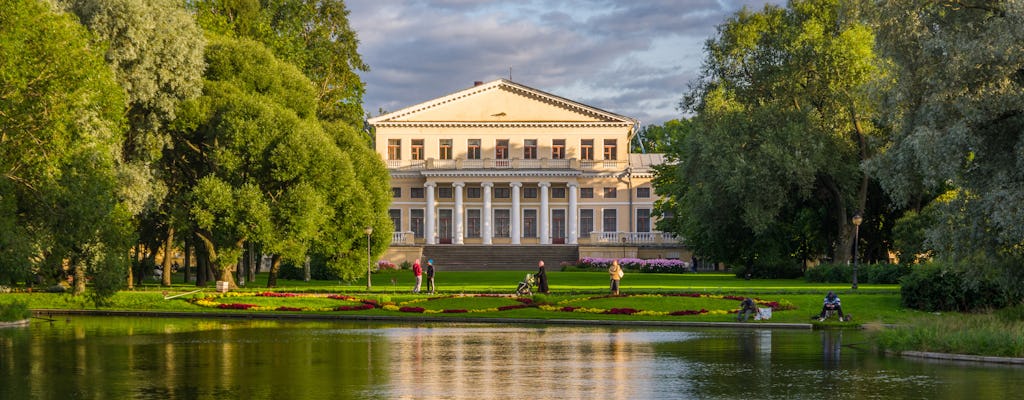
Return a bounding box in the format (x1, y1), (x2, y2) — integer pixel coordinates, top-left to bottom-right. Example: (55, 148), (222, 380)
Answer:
(574, 257), (691, 273)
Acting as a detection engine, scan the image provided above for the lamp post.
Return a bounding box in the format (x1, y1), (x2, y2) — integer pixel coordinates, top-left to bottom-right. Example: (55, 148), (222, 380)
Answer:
(364, 226), (373, 291)
(851, 213), (863, 290)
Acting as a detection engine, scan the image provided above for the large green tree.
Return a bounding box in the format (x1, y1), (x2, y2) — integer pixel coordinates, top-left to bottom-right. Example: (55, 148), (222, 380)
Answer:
(0, 0), (132, 300)
(61, 0), (207, 287)
(655, 0), (891, 272)
(170, 35), (387, 288)
(871, 1), (1024, 264)
(188, 0), (369, 126)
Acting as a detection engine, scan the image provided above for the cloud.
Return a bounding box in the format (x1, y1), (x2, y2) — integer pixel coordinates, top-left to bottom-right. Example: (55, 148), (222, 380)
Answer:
(349, 0), (781, 125)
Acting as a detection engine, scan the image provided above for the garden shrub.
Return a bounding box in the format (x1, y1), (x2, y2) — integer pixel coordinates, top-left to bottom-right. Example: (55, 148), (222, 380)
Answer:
(734, 262), (803, 279)
(804, 263), (911, 284)
(900, 262), (1008, 312)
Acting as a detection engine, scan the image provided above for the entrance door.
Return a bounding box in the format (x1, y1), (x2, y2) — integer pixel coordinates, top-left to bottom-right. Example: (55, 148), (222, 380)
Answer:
(551, 209), (566, 244)
(439, 209), (453, 244)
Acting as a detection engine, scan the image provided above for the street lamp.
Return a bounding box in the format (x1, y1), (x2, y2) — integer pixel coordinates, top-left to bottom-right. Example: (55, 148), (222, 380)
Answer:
(851, 213), (863, 290)
(364, 226), (373, 291)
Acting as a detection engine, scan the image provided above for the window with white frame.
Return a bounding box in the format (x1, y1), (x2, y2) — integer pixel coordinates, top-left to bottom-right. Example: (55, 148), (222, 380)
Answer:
(494, 209), (511, 237)
(523, 209), (537, 238)
(636, 208), (651, 232)
(411, 209), (424, 238)
(602, 209), (617, 233)
(580, 209), (594, 237)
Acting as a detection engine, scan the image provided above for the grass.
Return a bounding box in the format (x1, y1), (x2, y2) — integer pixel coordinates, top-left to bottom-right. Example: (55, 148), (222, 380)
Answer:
(5, 270), (1020, 358)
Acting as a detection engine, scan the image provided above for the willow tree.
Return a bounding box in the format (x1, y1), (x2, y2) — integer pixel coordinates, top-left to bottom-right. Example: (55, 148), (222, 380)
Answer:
(655, 0), (889, 272)
(0, 0), (131, 300)
(871, 0), (1024, 292)
(62, 0), (206, 286)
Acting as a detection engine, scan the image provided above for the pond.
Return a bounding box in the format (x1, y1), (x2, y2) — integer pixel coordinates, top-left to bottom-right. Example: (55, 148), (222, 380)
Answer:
(1, 316), (1020, 399)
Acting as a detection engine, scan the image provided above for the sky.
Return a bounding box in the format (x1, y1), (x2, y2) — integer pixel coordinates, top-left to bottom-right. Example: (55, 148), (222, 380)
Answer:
(347, 0), (781, 127)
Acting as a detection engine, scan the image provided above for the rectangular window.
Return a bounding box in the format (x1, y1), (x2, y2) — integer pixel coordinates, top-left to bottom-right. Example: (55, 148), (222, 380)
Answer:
(604, 187), (617, 199)
(389, 209), (401, 232)
(439, 139), (453, 160)
(524, 187), (538, 199)
(523, 209), (537, 238)
(603, 139), (617, 160)
(636, 187), (651, 198)
(524, 139), (538, 159)
(496, 139), (509, 159)
(494, 187), (511, 199)
(580, 187), (594, 198)
(494, 209), (511, 237)
(637, 208), (651, 233)
(580, 209), (594, 237)
(411, 139), (424, 160)
(551, 187), (566, 199)
(581, 139), (594, 160)
(467, 209), (481, 238)
(391, 187), (401, 198)
(438, 187), (452, 199)
(411, 209), (425, 238)
(552, 139), (565, 159)
(603, 209), (617, 233)
(468, 139), (481, 160)
(387, 139), (401, 160)
(411, 187), (424, 199)
(467, 187), (481, 199)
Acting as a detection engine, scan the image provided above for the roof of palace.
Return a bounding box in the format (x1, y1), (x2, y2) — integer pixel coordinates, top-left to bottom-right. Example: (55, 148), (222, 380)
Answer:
(367, 79), (638, 128)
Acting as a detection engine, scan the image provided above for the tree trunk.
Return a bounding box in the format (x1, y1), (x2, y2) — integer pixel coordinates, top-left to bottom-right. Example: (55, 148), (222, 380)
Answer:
(161, 226), (174, 286)
(73, 259), (86, 295)
(195, 243), (208, 287)
(267, 254), (282, 288)
(183, 236), (191, 284)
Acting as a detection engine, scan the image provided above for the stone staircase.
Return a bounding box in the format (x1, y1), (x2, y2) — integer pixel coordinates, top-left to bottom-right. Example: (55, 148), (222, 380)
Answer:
(421, 245), (579, 271)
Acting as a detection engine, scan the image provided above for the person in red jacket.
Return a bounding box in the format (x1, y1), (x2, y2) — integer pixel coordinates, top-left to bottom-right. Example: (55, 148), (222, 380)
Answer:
(412, 259), (423, 293)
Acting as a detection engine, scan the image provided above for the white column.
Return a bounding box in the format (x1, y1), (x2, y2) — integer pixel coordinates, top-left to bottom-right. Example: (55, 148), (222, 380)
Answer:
(510, 182), (522, 244)
(539, 182), (550, 245)
(425, 182), (436, 245)
(453, 182), (465, 245)
(482, 182), (493, 245)
(568, 182), (579, 244)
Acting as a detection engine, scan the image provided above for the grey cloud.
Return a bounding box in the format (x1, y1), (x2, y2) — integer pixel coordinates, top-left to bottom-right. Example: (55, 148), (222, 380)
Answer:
(349, 0), (781, 125)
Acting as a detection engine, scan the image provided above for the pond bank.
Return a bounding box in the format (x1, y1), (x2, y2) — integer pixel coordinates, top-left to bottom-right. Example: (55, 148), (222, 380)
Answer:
(32, 308), (814, 329)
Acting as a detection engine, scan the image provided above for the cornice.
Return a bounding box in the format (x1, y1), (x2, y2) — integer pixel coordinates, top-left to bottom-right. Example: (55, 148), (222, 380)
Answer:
(371, 121), (632, 128)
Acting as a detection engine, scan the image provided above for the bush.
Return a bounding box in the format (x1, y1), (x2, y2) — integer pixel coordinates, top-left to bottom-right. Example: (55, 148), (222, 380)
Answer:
(804, 263), (911, 284)
(804, 263), (850, 283)
(734, 262), (803, 279)
(900, 261), (1007, 312)
(0, 300), (30, 322)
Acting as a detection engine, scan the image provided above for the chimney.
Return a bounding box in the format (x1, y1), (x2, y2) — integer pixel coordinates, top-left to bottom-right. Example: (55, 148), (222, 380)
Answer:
(474, 81), (483, 86)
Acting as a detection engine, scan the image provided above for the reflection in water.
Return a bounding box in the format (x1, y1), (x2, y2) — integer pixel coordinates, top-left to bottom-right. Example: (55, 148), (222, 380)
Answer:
(2, 317), (1023, 399)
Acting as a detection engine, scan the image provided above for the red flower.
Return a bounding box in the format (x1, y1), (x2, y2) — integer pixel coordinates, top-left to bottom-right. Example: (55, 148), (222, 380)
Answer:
(217, 303), (257, 310)
(604, 308), (638, 315)
(498, 304), (530, 311)
(442, 309), (468, 313)
(275, 306), (303, 311)
(399, 306), (425, 313)
(335, 304), (374, 311)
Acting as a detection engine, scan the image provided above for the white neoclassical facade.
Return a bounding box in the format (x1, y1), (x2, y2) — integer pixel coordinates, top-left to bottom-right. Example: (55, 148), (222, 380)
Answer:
(369, 79), (683, 260)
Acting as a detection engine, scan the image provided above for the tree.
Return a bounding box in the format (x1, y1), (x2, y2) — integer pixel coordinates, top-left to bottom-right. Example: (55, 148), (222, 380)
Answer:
(61, 0), (206, 286)
(189, 0), (369, 126)
(634, 119), (691, 153)
(169, 35), (387, 288)
(0, 0), (132, 300)
(655, 0), (892, 272)
(871, 1), (1024, 267)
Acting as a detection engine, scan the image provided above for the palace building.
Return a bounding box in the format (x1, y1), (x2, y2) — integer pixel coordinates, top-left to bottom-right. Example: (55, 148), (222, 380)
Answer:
(369, 79), (689, 269)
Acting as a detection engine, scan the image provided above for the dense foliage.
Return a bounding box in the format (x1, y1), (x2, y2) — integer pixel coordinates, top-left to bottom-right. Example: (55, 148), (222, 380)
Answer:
(654, 0), (896, 277)
(804, 263), (910, 284)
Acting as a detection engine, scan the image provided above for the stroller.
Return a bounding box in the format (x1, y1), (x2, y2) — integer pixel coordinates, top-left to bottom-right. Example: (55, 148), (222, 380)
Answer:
(515, 273), (535, 296)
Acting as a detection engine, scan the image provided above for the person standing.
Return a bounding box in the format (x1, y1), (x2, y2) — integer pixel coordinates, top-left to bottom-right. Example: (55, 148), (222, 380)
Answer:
(608, 260), (623, 295)
(535, 260), (549, 294)
(412, 258), (423, 293)
(426, 259), (436, 294)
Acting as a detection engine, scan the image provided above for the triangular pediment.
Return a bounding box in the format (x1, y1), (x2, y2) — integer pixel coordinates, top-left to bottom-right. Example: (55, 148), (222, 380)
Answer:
(368, 79), (635, 126)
